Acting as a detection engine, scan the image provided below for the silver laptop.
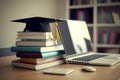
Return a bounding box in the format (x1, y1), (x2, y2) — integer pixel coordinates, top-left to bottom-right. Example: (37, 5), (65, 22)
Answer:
(57, 20), (120, 66)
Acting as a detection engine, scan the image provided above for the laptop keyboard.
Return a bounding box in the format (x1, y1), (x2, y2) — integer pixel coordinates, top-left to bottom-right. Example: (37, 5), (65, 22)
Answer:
(72, 54), (108, 61)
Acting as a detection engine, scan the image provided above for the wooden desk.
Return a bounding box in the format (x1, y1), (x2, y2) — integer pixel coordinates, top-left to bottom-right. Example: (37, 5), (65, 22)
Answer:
(0, 55), (120, 80)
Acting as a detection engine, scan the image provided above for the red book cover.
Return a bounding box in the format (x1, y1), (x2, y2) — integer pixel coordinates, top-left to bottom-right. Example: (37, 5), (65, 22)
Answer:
(76, 10), (81, 20)
(109, 31), (116, 44)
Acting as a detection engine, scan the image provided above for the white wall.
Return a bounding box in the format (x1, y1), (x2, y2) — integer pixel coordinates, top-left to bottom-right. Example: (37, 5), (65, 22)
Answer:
(0, 0), (66, 48)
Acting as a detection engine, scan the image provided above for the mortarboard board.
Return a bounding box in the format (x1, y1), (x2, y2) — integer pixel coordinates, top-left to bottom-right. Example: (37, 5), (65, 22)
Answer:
(12, 17), (62, 32)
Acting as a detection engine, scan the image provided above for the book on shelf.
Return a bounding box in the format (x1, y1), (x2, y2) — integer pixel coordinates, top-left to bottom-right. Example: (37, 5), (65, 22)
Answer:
(70, 9), (93, 23)
(102, 31), (107, 44)
(109, 31), (117, 44)
(98, 8), (113, 23)
(97, 0), (108, 3)
(19, 55), (64, 64)
(97, 30), (120, 44)
(97, 31), (103, 44)
(11, 44), (64, 53)
(70, 0), (94, 5)
(76, 9), (86, 21)
(112, 11), (120, 24)
(16, 50), (65, 58)
(97, 31), (120, 44)
(12, 59), (65, 70)
(16, 39), (55, 46)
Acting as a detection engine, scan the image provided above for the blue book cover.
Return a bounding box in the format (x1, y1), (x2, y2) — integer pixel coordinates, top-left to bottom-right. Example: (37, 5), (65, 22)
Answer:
(11, 45), (64, 53)
(106, 11), (113, 23)
(42, 51), (65, 58)
(106, 31), (110, 44)
(98, 8), (106, 23)
(98, 31), (103, 44)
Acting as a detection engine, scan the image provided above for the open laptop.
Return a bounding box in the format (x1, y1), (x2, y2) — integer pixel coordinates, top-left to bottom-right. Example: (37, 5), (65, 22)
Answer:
(57, 20), (120, 66)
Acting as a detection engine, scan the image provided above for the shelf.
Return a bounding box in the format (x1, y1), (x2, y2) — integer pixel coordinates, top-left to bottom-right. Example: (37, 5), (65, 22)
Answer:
(97, 3), (120, 7)
(69, 5), (93, 9)
(97, 44), (120, 48)
(87, 24), (93, 27)
(97, 24), (120, 27)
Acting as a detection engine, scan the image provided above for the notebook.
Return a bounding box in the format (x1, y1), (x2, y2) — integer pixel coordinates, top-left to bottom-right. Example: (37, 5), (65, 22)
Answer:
(57, 20), (120, 66)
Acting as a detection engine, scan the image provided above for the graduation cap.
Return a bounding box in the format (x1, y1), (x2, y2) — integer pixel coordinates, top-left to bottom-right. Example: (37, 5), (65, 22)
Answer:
(12, 17), (62, 32)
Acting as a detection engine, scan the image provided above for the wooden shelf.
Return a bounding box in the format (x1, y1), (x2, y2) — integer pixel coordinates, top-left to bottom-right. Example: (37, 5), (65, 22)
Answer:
(97, 3), (120, 7)
(97, 24), (120, 27)
(97, 44), (120, 48)
(69, 5), (93, 9)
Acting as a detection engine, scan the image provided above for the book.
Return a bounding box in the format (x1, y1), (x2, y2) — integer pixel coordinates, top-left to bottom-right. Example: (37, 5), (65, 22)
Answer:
(16, 50), (65, 58)
(17, 35), (53, 39)
(11, 44), (64, 53)
(12, 59), (65, 70)
(16, 40), (55, 46)
(109, 31), (117, 44)
(97, 31), (103, 44)
(112, 11), (120, 24)
(102, 31), (107, 44)
(17, 31), (53, 36)
(20, 55), (64, 64)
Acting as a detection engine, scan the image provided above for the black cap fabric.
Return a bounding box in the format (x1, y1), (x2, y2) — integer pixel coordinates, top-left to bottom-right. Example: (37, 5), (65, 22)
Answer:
(12, 17), (62, 32)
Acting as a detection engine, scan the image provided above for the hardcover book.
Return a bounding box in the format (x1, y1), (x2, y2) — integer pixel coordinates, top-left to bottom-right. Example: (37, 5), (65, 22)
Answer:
(16, 40), (55, 46)
(17, 31), (53, 36)
(20, 55), (64, 64)
(16, 50), (65, 58)
(11, 44), (64, 53)
(12, 59), (65, 70)
(17, 35), (53, 40)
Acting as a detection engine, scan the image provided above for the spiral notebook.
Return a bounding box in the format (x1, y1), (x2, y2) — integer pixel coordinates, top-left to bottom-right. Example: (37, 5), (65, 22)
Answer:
(57, 20), (120, 66)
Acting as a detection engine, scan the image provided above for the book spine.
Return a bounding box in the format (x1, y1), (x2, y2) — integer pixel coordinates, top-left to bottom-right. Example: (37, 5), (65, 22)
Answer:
(76, 10), (81, 20)
(35, 60), (65, 70)
(16, 51), (65, 58)
(12, 60), (65, 70)
(16, 40), (55, 46)
(42, 51), (65, 58)
(112, 11), (120, 24)
(11, 46), (41, 52)
(102, 31), (107, 44)
(17, 31), (52, 36)
(16, 52), (42, 58)
(17, 35), (53, 39)
(20, 55), (64, 64)
(97, 31), (103, 44)
(109, 31), (116, 44)
(11, 45), (64, 53)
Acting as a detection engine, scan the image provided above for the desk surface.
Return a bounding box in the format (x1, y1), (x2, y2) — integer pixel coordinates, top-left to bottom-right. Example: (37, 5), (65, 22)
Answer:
(0, 55), (120, 80)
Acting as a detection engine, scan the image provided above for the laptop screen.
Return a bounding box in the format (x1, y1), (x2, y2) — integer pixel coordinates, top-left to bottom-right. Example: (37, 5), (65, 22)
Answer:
(57, 20), (92, 56)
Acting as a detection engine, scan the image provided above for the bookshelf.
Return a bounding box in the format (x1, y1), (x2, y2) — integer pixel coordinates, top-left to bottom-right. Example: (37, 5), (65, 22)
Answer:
(66, 0), (120, 53)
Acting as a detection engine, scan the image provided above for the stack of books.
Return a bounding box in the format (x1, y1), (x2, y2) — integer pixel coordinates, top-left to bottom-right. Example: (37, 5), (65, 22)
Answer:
(11, 31), (65, 70)
(10, 17), (65, 70)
